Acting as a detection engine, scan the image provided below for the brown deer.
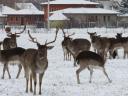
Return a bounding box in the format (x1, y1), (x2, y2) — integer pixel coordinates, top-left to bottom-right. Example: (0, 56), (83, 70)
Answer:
(111, 33), (128, 58)
(62, 30), (91, 66)
(20, 29), (58, 95)
(2, 25), (26, 79)
(0, 47), (25, 79)
(76, 50), (112, 84)
(88, 32), (110, 59)
(62, 40), (72, 61)
(88, 32), (117, 59)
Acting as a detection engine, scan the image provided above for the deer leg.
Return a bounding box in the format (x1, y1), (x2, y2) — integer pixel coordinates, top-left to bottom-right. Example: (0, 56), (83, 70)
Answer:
(73, 57), (77, 67)
(76, 66), (86, 84)
(2, 63), (11, 79)
(39, 73), (44, 95)
(24, 68), (29, 93)
(16, 64), (22, 79)
(124, 50), (127, 59)
(2, 64), (6, 79)
(102, 67), (112, 83)
(32, 73), (37, 95)
(30, 73), (33, 92)
(6, 64), (11, 79)
(88, 67), (93, 83)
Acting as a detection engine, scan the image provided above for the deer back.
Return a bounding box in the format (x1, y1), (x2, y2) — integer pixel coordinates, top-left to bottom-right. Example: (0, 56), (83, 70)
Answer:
(63, 37), (91, 57)
(76, 51), (105, 67)
(0, 47), (25, 62)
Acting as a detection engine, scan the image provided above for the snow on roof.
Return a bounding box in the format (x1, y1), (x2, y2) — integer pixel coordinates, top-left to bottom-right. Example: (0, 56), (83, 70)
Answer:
(41, 0), (99, 5)
(16, 3), (38, 10)
(13, 9), (44, 15)
(119, 13), (128, 17)
(2, 6), (44, 15)
(2, 6), (17, 15)
(51, 8), (119, 14)
(0, 13), (6, 17)
(49, 12), (69, 20)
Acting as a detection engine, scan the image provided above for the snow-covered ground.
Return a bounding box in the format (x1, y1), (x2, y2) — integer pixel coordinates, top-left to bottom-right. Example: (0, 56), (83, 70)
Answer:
(0, 28), (128, 96)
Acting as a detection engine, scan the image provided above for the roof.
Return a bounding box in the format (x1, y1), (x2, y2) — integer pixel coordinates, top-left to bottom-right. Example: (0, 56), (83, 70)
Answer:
(49, 12), (69, 20)
(12, 9), (44, 15)
(2, 5), (44, 15)
(51, 8), (119, 14)
(41, 0), (99, 5)
(2, 6), (17, 15)
(16, 3), (38, 10)
(119, 13), (128, 17)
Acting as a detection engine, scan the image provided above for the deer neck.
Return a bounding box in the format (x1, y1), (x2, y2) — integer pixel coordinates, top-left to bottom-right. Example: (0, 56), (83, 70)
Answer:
(67, 40), (78, 55)
(35, 54), (48, 73)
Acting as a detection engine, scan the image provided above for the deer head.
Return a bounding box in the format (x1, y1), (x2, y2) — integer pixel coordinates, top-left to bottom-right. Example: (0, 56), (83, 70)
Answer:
(28, 29), (58, 59)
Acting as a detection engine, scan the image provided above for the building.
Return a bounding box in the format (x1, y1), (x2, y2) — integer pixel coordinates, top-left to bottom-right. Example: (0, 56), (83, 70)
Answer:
(51, 8), (119, 27)
(117, 14), (128, 27)
(41, 0), (99, 21)
(2, 3), (44, 27)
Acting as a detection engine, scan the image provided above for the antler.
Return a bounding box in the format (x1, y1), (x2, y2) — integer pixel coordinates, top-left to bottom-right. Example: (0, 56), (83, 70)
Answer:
(28, 30), (39, 44)
(67, 32), (75, 37)
(45, 28), (58, 45)
(62, 28), (75, 37)
(16, 25), (26, 34)
(62, 28), (66, 37)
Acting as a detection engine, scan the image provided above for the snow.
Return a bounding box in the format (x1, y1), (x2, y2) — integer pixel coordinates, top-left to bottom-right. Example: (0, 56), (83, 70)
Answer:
(11, 9), (44, 15)
(16, 3), (38, 10)
(0, 28), (128, 96)
(2, 6), (17, 15)
(119, 13), (128, 17)
(41, 0), (99, 5)
(2, 5), (44, 15)
(49, 12), (69, 20)
(52, 8), (119, 14)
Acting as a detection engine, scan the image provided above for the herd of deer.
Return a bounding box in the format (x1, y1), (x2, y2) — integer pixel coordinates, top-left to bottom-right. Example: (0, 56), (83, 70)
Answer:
(0, 26), (127, 94)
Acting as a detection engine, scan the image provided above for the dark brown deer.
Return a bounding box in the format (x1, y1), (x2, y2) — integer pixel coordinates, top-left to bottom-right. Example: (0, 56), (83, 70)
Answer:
(2, 25), (26, 79)
(62, 30), (91, 66)
(20, 29), (58, 95)
(0, 47), (25, 79)
(76, 51), (112, 84)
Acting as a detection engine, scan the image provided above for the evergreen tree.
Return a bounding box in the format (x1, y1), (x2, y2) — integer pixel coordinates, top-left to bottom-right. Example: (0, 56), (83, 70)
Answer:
(120, 0), (128, 14)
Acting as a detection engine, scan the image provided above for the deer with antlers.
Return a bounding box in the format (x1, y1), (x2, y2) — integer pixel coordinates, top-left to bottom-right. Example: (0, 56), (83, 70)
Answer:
(20, 29), (58, 95)
(1, 26), (26, 79)
(62, 30), (91, 66)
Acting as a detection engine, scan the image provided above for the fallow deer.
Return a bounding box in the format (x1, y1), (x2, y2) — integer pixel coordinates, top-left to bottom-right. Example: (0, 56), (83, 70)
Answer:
(76, 50), (112, 84)
(2, 25), (26, 79)
(0, 47), (25, 79)
(113, 33), (128, 58)
(62, 40), (72, 61)
(20, 29), (58, 95)
(88, 32), (110, 59)
(88, 32), (117, 59)
(62, 30), (91, 66)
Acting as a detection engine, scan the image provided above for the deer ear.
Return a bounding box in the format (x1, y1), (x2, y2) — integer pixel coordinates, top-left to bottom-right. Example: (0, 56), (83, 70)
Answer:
(16, 35), (20, 37)
(7, 34), (11, 37)
(87, 32), (90, 34)
(47, 46), (54, 50)
(37, 43), (40, 47)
